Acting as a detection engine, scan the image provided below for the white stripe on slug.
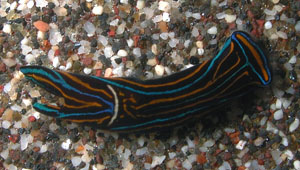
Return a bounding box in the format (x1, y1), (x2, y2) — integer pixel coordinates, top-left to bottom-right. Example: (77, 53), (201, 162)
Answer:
(107, 84), (119, 126)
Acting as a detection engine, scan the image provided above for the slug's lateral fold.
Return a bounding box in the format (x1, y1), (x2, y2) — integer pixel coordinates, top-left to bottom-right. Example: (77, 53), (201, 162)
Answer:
(20, 31), (271, 132)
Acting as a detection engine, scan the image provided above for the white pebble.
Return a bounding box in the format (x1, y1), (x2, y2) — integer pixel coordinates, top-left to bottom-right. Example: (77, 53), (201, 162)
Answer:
(65, 62), (72, 70)
(22, 98), (32, 107)
(3, 82), (11, 93)
(2, 120), (11, 129)
(168, 38), (179, 48)
(152, 33), (160, 40)
(236, 18), (243, 25)
(216, 12), (226, 19)
(225, 14), (236, 23)
(289, 118), (299, 132)
(3, 58), (16, 68)
(40, 145), (48, 153)
(126, 38), (134, 47)
(275, 98), (282, 109)
(83, 68), (92, 75)
(21, 134), (33, 151)
(145, 71), (153, 79)
(168, 152), (176, 159)
(281, 136), (289, 147)
(136, 0), (145, 10)
(236, 140), (247, 150)
(219, 0), (227, 6)
(21, 44), (32, 55)
(207, 26), (217, 35)
(33, 111), (40, 120)
(203, 139), (215, 147)
(84, 21), (96, 37)
(260, 116), (268, 126)
(282, 98), (292, 109)
(98, 35), (108, 46)
(272, 0), (280, 4)
(181, 145), (188, 155)
(144, 163), (151, 170)
(11, 104), (22, 112)
(14, 121), (22, 129)
(270, 33), (279, 40)
(72, 156), (82, 167)
(271, 150), (282, 165)
(158, 1), (170, 12)
(144, 7), (154, 19)
(284, 150), (294, 160)
(264, 9), (277, 16)
(198, 48), (204, 55)
(120, 0), (128, 4)
(276, 31), (288, 39)
(182, 159), (192, 170)
(186, 137), (195, 148)
(152, 15), (163, 23)
(160, 32), (169, 40)
(289, 55), (297, 64)
(61, 139), (72, 150)
(254, 137), (265, 146)
(52, 56), (60, 68)
(192, 13), (201, 20)
(267, 121), (278, 134)
(264, 21), (272, 29)
(219, 161), (231, 170)
(3, 23), (11, 34)
(92, 5), (103, 15)
(53, 7), (67, 16)
(155, 65), (164, 76)
(133, 48), (141, 57)
(35, 0), (48, 8)
(191, 27), (199, 37)
(224, 128), (235, 133)
(0, 149), (9, 159)
(169, 31), (175, 38)
(184, 40), (191, 48)
(274, 109), (283, 120)
(124, 148), (131, 159)
(112, 65), (124, 77)
(294, 160), (300, 170)
(151, 44), (158, 55)
(295, 21), (300, 32)
(162, 12), (170, 22)
(117, 49), (128, 57)
(10, 1), (17, 10)
(110, 19), (119, 26)
(27, 0), (34, 8)
(188, 154), (197, 163)
(104, 46), (114, 58)
(185, 11), (192, 18)
(25, 54), (35, 63)
(151, 155), (166, 168)
(49, 30), (62, 45)
(147, 58), (157, 66)
(116, 23), (126, 34)
(29, 90), (41, 98)
(136, 147), (147, 156)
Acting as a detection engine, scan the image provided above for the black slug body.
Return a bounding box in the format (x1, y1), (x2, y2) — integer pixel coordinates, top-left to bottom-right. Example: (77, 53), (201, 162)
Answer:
(20, 31), (271, 132)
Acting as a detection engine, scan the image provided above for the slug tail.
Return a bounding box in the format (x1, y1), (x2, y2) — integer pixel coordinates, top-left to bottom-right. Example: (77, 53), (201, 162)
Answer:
(231, 31), (272, 86)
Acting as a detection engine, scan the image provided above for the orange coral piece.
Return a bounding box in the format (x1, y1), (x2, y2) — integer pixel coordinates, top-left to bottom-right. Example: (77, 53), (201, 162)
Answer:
(33, 20), (50, 32)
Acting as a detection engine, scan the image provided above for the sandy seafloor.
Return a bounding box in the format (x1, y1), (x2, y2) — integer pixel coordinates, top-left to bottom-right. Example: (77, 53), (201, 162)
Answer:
(0, 0), (300, 169)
